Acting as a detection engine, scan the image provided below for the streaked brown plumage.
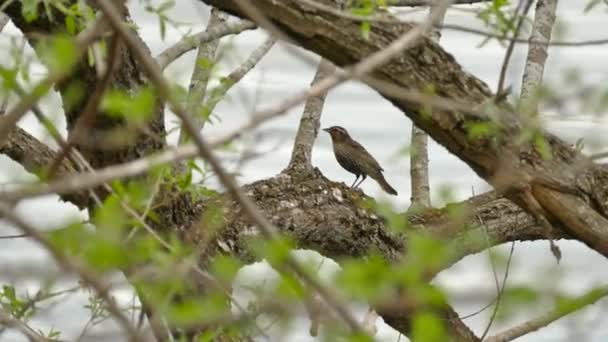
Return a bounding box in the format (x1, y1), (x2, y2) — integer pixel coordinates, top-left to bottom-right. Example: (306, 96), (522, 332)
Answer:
(323, 126), (398, 195)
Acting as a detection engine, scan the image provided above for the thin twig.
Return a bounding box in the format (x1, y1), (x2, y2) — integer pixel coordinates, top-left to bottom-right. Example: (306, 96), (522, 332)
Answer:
(188, 36), (276, 138)
(156, 20), (256, 70)
(495, 0), (534, 98)
(0, 307), (47, 342)
(485, 285), (608, 342)
(390, 0), (488, 5)
(0, 203), (141, 342)
(479, 242), (516, 340)
(299, 0), (606, 48)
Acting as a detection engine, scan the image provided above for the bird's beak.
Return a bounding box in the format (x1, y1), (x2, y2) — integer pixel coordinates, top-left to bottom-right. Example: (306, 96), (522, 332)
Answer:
(322, 128), (330, 133)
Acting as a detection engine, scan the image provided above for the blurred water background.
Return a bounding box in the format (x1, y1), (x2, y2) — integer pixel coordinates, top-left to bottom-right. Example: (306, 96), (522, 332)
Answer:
(1, 1), (608, 341)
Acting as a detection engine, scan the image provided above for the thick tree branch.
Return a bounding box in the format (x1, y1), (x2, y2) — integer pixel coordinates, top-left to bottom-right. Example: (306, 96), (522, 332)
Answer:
(199, 0), (608, 260)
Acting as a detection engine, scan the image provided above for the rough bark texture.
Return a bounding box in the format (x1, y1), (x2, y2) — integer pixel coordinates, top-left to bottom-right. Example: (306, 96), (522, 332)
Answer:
(3, 0), (606, 340)
(199, 0), (608, 259)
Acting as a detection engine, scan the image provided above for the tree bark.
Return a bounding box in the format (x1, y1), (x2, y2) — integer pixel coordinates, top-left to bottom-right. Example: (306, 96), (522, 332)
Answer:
(199, 0), (608, 259)
(2, 0), (606, 340)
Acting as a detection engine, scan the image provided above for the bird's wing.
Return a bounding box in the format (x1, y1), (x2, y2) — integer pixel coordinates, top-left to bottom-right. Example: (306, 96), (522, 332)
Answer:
(345, 139), (384, 172)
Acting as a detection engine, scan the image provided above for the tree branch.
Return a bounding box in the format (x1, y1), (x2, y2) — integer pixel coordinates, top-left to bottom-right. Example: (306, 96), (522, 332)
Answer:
(486, 285), (608, 342)
(389, 0), (489, 5)
(178, 8), (225, 145)
(288, 59), (335, 170)
(520, 0), (558, 114)
(409, 3), (447, 210)
(199, 0), (608, 260)
(156, 19), (256, 70)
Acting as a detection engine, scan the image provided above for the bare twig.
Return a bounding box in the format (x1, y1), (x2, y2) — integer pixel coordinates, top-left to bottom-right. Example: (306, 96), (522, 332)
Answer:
(495, 0), (534, 98)
(178, 9), (225, 144)
(155, 20), (256, 70)
(479, 242), (516, 340)
(299, 0), (606, 48)
(190, 36), (276, 135)
(485, 285), (608, 342)
(390, 0), (488, 5)
(0, 203), (140, 341)
(0, 307), (47, 342)
(288, 59), (335, 169)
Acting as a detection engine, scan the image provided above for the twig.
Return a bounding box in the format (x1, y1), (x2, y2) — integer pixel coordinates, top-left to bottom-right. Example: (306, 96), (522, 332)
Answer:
(184, 36), (276, 140)
(288, 59), (335, 169)
(0, 202), (140, 342)
(495, 0), (534, 99)
(0, 233), (28, 239)
(479, 242), (516, 340)
(155, 20), (256, 70)
(299, 0), (606, 48)
(0, 307), (47, 342)
(485, 285), (608, 342)
(178, 8), (225, 144)
(390, 0), (489, 5)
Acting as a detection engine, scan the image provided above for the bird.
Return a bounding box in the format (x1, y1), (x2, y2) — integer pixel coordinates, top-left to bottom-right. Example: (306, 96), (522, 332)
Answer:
(323, 126), (398, 195)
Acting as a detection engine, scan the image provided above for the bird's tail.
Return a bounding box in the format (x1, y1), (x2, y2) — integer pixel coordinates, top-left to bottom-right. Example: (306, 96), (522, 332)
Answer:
(375, 173), (398, 195)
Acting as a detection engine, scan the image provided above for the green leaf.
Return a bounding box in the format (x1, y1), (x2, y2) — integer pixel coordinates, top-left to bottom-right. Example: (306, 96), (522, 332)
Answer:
(360, 21), (371, 40)
(102, 87), (156, 124)
(209, 255), (243, 284)
(21, 0), (41, 22)
(38, 35), (78, 74)
(65, 15), (77, 35)
(533, 132), (552, 160)
(337, 254), (391, 299)
(411, 311), (446, 342)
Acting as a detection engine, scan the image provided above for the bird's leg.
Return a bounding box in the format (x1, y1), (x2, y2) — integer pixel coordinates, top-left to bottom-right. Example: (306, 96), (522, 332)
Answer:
(354, 174), (367, 188)
(350, 174), (360, 188)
